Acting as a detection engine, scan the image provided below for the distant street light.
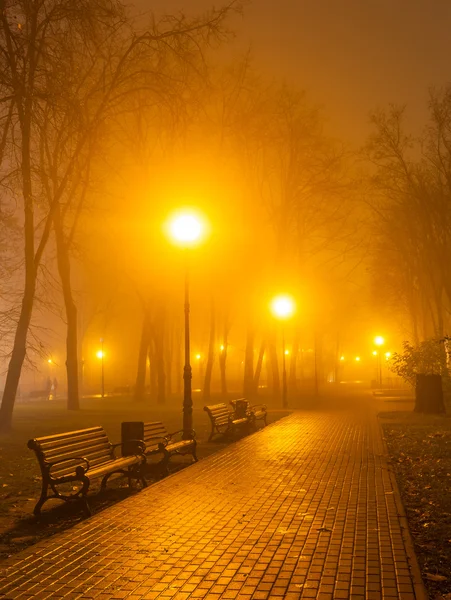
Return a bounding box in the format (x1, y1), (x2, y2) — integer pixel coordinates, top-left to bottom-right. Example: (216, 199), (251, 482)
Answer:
(270, 294), (296, 408)
(374, 336), (385, 386)
(97, 338), (105, 397)
(167, 210), (206, 438)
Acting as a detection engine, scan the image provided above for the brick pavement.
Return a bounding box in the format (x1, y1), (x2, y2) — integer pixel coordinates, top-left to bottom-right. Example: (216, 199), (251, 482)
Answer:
(0, 400), (427, 599)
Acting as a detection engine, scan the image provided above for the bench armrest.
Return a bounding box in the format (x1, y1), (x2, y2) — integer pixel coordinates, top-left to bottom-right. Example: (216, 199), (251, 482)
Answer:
(166, 429), (196, 442)
(47, 456), (90, 474)
(112, 441), (146, 456)
(249, 403), (267, 411)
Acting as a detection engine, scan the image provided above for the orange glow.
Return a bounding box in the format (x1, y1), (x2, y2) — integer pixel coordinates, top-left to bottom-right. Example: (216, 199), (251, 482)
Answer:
(270, 294), (296, 319)
(374, 336), (385, 346)
(165, 209), (207, 247)
(355, 356), (361, 361)
(96, 350), (104, 359)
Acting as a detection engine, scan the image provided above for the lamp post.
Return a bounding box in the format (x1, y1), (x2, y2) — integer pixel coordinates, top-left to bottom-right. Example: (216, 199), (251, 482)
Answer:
(97, 338), (105, 398)
(167, 210), (206, 438)
(374, 336), (385, 387)
(270, 294), (296, 408)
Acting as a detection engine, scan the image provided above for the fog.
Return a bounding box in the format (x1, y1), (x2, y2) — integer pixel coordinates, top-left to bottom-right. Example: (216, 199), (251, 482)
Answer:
(1, 0), (450, 428)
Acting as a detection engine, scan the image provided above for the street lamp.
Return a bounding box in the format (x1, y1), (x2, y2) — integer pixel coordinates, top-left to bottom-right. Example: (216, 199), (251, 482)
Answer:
(97, 338), (105, 398)
(167, 210), (206, 438)
(270, 294), (296, 408)
(374, 336), (385, 386)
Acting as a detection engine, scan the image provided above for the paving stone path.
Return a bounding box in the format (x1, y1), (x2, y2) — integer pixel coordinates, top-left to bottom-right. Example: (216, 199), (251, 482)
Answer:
(0, 401), (426, 599)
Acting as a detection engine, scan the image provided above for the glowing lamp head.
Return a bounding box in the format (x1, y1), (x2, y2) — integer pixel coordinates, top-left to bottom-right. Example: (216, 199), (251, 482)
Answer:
(385, 352), (391, 359)
(340, 356), (345, 361)
(284, 350), (290, 355)
(220, 344), (225, 352)
(195, 354), (201, 360)
(372, 351), (378, 356)
(355, 356), (361, 362)
(270, 294), (296, 320)
(96, 350), (104, 359)
(167, 211), (206, 247)
(374, 336), (385, 346)
(47, 359), (52, 364)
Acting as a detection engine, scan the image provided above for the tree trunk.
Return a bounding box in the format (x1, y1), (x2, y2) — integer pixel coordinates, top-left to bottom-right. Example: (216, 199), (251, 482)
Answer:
(253, 339), (266, 394)
(135, 310), (151, 401)
(149, 342), (157, 401)
(219, 313), (230, 397)
(243, 324), (255, 397)
(0, 287), (35, 432)
(155, 308), (166, 404)
(0, 105), (40, 432)
(203, 299), (215, 402)
(289, 330), (299, 390)
(268, 334), (281, 400)
(54, 204), (79, 410)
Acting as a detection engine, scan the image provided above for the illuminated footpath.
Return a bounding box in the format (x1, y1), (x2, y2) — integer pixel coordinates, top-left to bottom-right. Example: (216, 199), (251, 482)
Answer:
(0, 405), (426, 599)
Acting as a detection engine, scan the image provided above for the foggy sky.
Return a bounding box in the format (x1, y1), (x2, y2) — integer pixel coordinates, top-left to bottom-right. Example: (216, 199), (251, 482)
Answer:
(137, 0), (451, 144)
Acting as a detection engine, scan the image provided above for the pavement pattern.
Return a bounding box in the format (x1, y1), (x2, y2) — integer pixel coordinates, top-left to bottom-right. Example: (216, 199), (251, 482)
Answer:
(0, 401), (426, 599)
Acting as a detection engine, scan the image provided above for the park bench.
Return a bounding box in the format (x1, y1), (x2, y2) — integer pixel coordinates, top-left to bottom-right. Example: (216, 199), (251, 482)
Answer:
(203, 401), (252, 441)
(27, 426), (146, 517)
(230, 398), (268, 428)
(121, 421), (197, 478)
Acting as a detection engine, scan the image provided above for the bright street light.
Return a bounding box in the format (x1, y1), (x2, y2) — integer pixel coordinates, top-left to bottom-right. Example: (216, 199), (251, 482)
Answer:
(270, 294), (296, 408)
(373, 336), (384, 385)
(167, 210), (206, 247)
(270, 295), (296, 320)
(167, 210), (207, 438)
(98, 338), (105, 398)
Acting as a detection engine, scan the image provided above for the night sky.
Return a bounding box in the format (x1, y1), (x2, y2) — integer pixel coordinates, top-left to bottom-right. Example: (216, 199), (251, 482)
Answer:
(140, 0), (451, 144)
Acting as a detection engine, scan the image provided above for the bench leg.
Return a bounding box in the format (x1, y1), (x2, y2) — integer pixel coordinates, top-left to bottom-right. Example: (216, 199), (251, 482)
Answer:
(33, 481), (49, 517)
(81, 495), (92, 517)
(162, 452), (170, 476)
(192, 440), (198, 462)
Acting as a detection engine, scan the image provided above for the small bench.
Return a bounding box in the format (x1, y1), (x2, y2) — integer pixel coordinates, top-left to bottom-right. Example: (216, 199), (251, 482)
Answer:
(203, 402), (251, 441)
(28, 426), (146, 517)
(121, 421), (197, 477)
(230, 398), (267, 429)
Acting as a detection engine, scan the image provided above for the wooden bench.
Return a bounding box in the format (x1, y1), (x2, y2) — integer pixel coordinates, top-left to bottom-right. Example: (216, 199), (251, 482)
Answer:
(27, 426), (146, 517)
(121, 421), (197, 477)
(203, 402), (251, 441)
(230, 398), (267, 429)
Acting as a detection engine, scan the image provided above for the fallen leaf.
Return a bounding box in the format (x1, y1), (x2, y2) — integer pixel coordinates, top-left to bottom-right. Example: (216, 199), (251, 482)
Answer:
(425, 573), (447, 582)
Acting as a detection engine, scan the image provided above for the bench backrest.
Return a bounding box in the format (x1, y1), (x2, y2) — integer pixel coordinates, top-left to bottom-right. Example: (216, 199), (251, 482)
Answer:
(203, 403), (231, 426)
(121, 421), (168, 455)
(28, 426), (113, 480)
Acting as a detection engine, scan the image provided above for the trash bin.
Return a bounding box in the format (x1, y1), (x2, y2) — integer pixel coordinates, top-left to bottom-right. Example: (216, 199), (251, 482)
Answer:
(234, 399), (249, 419)
(415, 374), (445, 413)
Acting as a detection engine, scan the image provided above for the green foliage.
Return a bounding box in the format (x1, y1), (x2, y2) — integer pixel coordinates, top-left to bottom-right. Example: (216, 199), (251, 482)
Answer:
(389, 339), (450, 388)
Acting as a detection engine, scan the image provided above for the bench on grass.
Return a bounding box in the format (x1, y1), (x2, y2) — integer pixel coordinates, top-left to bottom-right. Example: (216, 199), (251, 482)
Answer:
(121, 421), (197, 478)
(203, 402), (251, 441)
(28, 426), (146, 517)
(230, 398), (268, 428)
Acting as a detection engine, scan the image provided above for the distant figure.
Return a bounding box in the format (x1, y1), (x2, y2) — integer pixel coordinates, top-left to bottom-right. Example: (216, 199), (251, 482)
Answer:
(46, 377), (52, 400)
(52, 377), (58, 399)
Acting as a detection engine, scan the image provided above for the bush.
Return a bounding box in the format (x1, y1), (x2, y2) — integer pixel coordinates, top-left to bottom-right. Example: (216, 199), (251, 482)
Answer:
(390, 339), (451, 404)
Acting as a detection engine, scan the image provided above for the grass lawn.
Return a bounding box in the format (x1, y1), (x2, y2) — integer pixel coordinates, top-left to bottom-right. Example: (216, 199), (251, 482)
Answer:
(380, 409), (451, 600)
(0, 393), (288, 560)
